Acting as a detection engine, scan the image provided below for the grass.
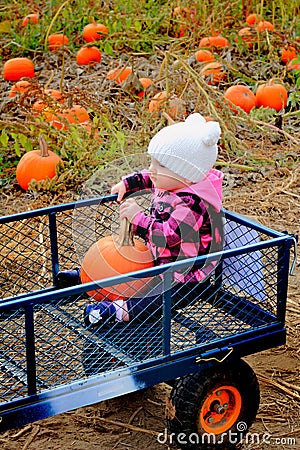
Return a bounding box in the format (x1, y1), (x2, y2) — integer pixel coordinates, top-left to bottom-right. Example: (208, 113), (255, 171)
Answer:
(0, 0), (299, 192)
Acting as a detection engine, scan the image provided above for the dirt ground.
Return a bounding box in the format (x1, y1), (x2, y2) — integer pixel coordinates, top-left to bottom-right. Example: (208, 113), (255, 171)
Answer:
(0, 160), (299, 450)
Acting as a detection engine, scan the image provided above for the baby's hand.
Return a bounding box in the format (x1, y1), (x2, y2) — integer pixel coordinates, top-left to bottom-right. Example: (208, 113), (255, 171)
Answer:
(120, 199), (142, 223)
(111, 180), (126, 202)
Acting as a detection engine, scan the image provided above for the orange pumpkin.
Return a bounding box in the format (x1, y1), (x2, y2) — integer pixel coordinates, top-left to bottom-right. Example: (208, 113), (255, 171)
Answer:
(48, 33), (69, 51)
(59, 105), (90, 124)
(245, 13), (261, 26)
(224, 85), (256, 114)
(148, 91), (167, 115)
(175, 25), (187, 38)
(22, 13), (39, 27)
(44, 88), (64, 101)
(167, 97), (187, 120)
(3, 57), (35, 81)
(32, 100), (46, 114)
(76, 46), (102, 65)
(172, 5), (197, 37)
(83, 23), (108, 42)
(256, 20), (274, 32)
(9, 80), (33, 98)
(80, 219), (154, 301)
(172, 6), (193, 18)
(44, 105), (90, 130)
(200, 62), (227, 85)
(198, 36), (230, 50)
(148, 91), (186, 119)
(255, 81), (288, 111)
(78, 122), (103, 142)
(106, 66), (132, 84)
(287, 58), (300, 71)
(16, 136), (63, 191)
(195, 49), (215, 63)
(32, 89), (64, 114)
(281, 46), (297, 64)
(235, 27), (256, 47)
(137, 77), (154, 98)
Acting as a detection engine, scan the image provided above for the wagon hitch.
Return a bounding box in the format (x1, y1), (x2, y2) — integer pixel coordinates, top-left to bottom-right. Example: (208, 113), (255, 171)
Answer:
(289, 234), (298, 275)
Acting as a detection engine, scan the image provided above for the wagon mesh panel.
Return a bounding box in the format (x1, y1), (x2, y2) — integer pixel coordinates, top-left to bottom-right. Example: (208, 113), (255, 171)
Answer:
(0, 218), (52, 298)
(0, 202), (120, 300)
(0, 311), (28, 401)
(59, 202), (120, 268)
(0, 199), (285, 405)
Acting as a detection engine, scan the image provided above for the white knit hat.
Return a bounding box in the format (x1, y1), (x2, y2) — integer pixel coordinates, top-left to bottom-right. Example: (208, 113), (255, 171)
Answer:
(148, 113), (221, 182)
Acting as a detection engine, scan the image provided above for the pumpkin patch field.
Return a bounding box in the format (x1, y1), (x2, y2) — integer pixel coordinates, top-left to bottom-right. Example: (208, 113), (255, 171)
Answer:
(0, 0), (299, 449)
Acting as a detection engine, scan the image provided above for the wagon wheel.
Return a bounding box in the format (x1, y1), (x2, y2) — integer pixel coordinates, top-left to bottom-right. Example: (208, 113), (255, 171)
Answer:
(167, 359), (260, 449)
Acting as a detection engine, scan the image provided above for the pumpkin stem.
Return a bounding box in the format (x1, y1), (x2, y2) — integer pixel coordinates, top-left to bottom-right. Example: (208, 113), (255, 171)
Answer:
(117, 218), (134, 247)
(39, 135), (49, 157)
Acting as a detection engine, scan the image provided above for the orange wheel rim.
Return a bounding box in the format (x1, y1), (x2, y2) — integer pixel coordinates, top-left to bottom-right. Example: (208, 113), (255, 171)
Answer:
(199, 385), (242, 434)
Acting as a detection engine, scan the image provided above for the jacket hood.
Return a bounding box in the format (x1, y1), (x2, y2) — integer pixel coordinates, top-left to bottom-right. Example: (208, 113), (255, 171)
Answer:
(177, 168), (223, 212)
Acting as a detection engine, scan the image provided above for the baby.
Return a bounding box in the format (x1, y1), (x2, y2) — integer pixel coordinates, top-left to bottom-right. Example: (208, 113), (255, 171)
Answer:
(84, 113), (224, 326)
(56, 113), (224, 327)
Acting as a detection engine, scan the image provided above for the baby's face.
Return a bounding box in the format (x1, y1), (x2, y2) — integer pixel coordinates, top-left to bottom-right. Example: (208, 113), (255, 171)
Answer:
(148, 157), (190, 191)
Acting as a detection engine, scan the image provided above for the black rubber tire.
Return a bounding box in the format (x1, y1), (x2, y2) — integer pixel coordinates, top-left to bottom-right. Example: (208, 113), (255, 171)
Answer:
(167, 359), (260, 450)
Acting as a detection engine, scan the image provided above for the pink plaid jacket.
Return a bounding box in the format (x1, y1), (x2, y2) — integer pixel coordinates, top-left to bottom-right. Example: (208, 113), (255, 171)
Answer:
(123, 168), (224, 283)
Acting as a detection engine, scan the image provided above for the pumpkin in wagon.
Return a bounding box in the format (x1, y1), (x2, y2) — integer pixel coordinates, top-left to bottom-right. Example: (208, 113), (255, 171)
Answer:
(80, 219), (154, 301)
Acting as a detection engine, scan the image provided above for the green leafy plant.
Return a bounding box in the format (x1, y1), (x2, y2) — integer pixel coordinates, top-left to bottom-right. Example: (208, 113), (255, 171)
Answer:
(0, 0), (299, 193)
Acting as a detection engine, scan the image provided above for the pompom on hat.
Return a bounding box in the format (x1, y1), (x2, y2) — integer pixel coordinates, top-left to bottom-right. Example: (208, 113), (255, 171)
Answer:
(148, 113), (221, 182)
